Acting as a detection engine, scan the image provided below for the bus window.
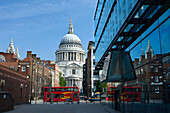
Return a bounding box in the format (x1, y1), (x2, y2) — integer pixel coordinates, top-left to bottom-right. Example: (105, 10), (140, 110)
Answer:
(45, 88), (48, 92)
(56, 88), (61, 91)
(61, 88), (65, 91)
(65, 88), (68, 91)
(74, 94), (77, 98)
(74, 88), (78, 91)
(52, 88), (55, 92)
(55, 94), (60, 98)
(68, 88), (73, 91)
(61, 94), (64, 98)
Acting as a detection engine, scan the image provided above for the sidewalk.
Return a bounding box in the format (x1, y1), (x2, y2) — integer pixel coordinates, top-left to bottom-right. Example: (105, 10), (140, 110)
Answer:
(5, 103), (120, 113)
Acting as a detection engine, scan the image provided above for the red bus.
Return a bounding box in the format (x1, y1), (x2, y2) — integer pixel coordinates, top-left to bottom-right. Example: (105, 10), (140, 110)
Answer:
(106, 86), (141, 102)
(44, 86), (80, 102)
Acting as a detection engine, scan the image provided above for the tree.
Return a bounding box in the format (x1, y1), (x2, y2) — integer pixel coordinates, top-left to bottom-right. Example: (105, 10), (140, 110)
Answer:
(95, 81), (107, 92)
(59, 72), (66, 86)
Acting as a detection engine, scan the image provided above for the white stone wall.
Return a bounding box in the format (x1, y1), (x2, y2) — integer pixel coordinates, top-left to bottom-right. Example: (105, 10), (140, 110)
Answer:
(56, 44), (85, 92)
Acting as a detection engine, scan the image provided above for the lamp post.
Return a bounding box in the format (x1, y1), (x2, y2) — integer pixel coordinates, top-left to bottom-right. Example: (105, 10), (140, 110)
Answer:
(49, 74), (53, 104)
(30, 60), (35, 104)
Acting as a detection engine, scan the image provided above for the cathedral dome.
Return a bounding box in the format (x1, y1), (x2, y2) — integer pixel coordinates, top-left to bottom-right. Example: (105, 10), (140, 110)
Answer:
(60, 34), (81, 46)
(59, 19), (82, 46)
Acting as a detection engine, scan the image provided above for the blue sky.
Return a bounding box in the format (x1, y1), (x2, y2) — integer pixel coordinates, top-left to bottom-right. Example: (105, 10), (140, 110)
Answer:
(0, 0), (97, 61)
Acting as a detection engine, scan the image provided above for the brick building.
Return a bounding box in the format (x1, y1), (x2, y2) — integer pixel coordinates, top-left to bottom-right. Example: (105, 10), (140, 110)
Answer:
(0, 64), (29, 104)
(126, 41), (170, 101)
(18, 51), (60, 100)
(0, 51), (60, 101)
(0, 52), (19, 70)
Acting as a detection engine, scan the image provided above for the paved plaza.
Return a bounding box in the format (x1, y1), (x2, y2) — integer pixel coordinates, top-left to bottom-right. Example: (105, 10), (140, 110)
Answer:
(5, 103), (120, 113)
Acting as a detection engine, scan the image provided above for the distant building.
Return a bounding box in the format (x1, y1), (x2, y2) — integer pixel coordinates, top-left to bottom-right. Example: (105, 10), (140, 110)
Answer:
(6, 38), (20, 60)
(83, 59), (87, 96)
(83, 41), (99, 97)
(55, 19), (85, 92)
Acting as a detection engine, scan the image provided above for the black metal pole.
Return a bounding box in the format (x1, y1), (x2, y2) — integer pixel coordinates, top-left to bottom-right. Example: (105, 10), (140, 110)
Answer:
(30, 60), (34, 104)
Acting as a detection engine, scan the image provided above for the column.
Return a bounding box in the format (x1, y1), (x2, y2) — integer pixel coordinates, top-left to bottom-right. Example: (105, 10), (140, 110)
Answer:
(72, 79), (73, 86)
(66, 80), (68, 86)
(64, 52), (66, 60)
(69, 52), (71, 61)
(68, 79), (71, 86)
(75, 52), (77, 61)
(76, 80), (78, 86)
(79, 53), (81, 61)
(58, 53), (59, 61)
(61, 53), (62, 61)
(56, 53), (58, 61)
(73, 52), (74, 61)
(60, 53), (62, 61)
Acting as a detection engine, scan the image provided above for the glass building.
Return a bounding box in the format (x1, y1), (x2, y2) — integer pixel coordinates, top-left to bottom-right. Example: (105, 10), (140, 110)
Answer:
(94, 0), (170, 112)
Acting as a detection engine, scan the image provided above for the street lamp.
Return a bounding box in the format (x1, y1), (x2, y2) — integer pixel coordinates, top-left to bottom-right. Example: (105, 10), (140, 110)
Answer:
(49, 74), (53, 104)
(30, 60), (36, 104)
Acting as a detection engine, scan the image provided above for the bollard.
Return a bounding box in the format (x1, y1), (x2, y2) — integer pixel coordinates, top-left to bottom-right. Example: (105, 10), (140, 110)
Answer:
(71, 93), (73, 104)
(46, 93), (47, 104)
(77, 93), (79, 104)
(50, 93), (53, 104)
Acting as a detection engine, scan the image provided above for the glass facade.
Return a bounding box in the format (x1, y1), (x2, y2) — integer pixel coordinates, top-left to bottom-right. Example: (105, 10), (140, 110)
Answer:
(95, 0), (138, 62)
(94, 0), (170, 112)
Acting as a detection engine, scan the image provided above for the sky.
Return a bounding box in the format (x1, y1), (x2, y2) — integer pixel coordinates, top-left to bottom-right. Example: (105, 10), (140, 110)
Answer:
(0, 0), (97, 61)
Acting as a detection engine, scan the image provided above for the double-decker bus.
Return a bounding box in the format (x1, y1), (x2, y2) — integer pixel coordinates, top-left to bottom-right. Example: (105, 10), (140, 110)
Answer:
(106, 86), (141, 102)
(44, 86), (80, 102)
(88, 92), (101, 101)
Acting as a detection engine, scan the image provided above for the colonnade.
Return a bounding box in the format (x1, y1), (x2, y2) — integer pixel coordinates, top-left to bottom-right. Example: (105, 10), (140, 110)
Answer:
(56, 52), (84, 62)
(66, 79), (80, 87)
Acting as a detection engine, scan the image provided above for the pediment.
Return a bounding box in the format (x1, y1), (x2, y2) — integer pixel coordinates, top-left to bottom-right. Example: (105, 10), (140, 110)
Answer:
(67, 63), (82, 68)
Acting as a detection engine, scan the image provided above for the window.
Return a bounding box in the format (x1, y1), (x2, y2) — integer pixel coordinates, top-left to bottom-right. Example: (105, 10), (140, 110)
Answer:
(74, 94), (77, 98)
(154, 75), (159, 82)
(0, 55), (6, 62)
(45, 88), (48, 92)
(21, 66), (26, 72)
(166, 73), (169, 78)
(72, 69), (76, 74)
(39, 78), (41, 83)
(74, 88), (78, 91)
(10, 66), (14, 69)
(39, 88), (41, 93)
(155, 86), (159, 93)
(154, 67), (158, 72)
(68, 88), (73, 91)
(54, 94), (60, 98)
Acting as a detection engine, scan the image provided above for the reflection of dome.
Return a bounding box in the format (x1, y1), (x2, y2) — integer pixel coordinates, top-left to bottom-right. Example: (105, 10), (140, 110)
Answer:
(60, 34), (81, 46)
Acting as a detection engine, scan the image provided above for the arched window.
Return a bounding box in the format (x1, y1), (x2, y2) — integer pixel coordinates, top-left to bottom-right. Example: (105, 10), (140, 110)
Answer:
(0, 55), (6, 62)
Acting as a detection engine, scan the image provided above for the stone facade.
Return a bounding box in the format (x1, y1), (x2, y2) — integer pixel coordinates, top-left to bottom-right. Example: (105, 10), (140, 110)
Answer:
(56, 19), (85, 92)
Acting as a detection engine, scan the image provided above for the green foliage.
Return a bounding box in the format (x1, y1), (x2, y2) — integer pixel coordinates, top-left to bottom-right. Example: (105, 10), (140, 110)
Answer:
(59, 72), (66, 86)
(95, 81), (107, 92)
